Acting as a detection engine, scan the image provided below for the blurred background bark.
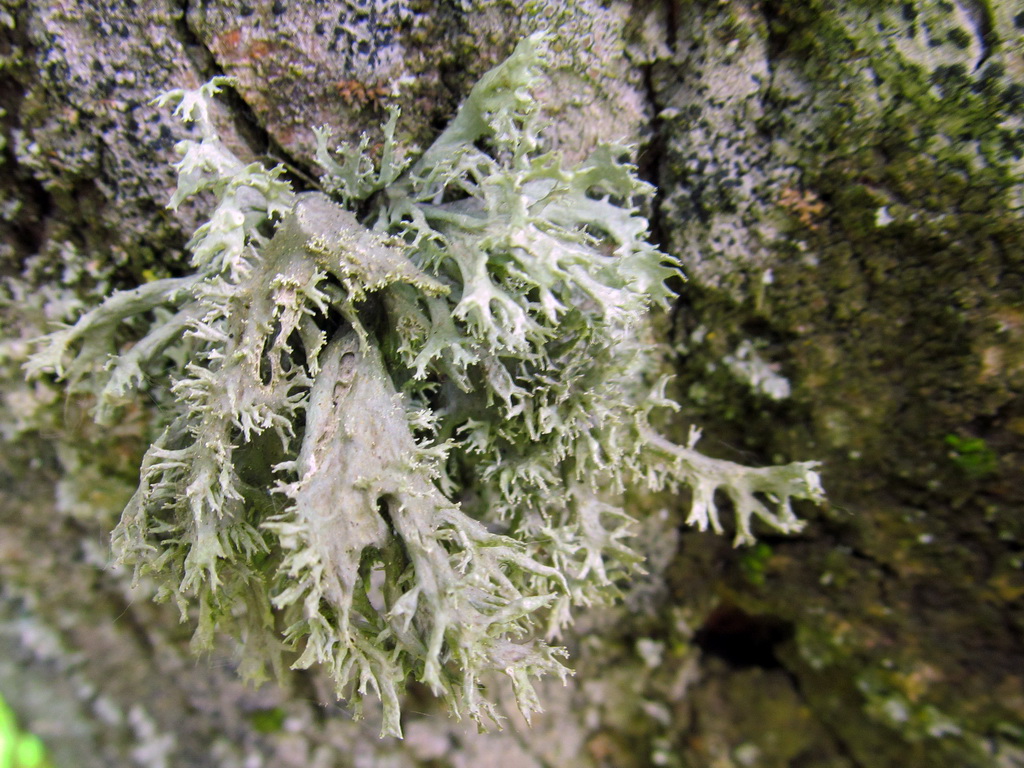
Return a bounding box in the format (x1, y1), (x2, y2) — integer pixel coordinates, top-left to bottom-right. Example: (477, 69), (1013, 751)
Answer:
(0, 1), (1021, 766)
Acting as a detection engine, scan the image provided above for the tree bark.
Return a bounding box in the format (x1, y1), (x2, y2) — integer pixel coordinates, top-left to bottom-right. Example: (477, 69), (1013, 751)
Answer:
(1, 1), (1022, 767)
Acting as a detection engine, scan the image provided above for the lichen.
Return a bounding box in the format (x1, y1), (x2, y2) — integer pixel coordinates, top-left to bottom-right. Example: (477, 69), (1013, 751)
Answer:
(26, 36), (823, 737)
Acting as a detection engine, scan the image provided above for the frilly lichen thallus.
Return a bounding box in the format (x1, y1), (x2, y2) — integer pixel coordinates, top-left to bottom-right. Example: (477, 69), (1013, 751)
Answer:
(26, 33), (824, 737)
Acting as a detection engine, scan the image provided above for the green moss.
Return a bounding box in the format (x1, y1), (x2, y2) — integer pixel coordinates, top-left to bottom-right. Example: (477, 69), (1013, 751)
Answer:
(765, 8), (1024, 484)
(738, 542), (773, 586)
(247, 707), (286, 734)
(944, 434), (998, 478)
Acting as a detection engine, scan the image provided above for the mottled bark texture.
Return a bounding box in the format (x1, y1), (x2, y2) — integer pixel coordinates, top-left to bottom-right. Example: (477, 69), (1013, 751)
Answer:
(0, 0), (1021, 766)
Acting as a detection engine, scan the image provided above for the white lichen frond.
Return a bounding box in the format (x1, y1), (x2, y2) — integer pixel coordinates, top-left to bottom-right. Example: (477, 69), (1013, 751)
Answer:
(27, 34), (823, 738)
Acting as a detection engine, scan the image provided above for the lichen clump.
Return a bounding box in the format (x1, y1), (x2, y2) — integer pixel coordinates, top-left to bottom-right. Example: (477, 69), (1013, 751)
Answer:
(27, 35), (823, 737)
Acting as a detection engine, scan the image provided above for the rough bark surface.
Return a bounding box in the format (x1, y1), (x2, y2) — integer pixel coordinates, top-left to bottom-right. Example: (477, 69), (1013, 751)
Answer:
(0, 1), (1021, 767)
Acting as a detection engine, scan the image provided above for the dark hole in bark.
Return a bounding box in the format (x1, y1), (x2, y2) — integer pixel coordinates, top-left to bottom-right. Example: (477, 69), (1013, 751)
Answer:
(694, 604), (793, 669)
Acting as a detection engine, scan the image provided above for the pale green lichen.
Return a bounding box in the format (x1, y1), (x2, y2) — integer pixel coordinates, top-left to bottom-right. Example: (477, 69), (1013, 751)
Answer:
(26, 35), (823, 737)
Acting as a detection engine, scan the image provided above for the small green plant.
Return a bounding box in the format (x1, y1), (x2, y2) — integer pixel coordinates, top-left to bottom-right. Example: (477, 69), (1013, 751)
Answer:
(739, 541), (774, 586)
(0, 694), (51, 768)
(248, 707), (287, 734)
(27, 35), (823, 736)
(944, 434), (998, 478)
